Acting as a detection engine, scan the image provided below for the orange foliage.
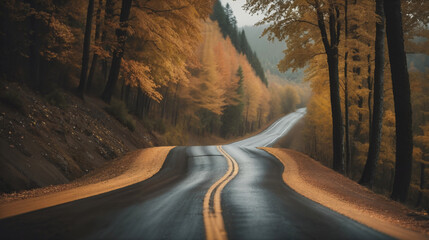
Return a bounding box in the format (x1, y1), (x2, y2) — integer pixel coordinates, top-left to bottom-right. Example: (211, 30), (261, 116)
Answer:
(194, 21), (270, 125)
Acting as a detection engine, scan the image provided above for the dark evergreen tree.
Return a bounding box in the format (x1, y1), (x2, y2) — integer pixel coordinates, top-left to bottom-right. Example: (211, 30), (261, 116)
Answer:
(225, 4), (235, 37)
(210, 0), (267, 86)
(210, 0), (228, 38)
(249, 51), (267, 85)
(239, 30), (250, 55)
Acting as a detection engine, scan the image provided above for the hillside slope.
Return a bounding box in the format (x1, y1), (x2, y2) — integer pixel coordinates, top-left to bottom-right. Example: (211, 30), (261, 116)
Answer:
(0, 81), (157, 193)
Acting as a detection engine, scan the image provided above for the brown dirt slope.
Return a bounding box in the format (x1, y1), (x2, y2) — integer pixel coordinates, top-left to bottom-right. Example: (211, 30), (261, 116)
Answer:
(0, 81), (158, 193)
(0, 146), (173, 219)
(262, 148), (429, 240)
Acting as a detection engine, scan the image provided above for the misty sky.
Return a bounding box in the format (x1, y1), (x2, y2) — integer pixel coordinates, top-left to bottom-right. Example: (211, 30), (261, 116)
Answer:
(219, 0), (264, 27)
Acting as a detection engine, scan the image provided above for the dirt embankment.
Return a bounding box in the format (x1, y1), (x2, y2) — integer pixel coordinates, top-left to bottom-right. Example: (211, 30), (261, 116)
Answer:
(0, 146), (173, 219)
(263, 148), (429, 240)
(0, 81), (158, 194)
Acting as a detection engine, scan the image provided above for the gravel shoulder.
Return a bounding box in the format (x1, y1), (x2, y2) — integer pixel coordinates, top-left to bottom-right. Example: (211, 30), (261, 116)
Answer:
(262, 147), (429, 240)
(0, 146), (173, 219)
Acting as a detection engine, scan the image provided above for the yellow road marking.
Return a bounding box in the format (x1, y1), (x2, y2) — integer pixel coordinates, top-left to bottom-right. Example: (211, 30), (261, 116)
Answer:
(203, 146), (239, 240)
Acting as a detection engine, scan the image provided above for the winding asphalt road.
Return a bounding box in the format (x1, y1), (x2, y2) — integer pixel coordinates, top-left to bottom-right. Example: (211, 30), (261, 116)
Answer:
(0, 108), (392, 239)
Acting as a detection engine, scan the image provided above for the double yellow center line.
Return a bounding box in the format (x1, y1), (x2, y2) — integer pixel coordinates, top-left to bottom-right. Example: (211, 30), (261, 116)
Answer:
(203, 146), (239, 240)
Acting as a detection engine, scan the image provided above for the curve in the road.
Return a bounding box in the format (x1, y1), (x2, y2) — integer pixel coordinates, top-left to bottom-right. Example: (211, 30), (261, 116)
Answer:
(232, 108), (306, 147)
(0, 146), (228, 239)
(0, 108), (394, 240)
(203, 146), (239, 240)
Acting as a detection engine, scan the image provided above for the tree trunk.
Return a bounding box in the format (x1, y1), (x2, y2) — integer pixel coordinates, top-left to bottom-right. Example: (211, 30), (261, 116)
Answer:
(416, 162), (425, 207)
(120, 78), (125, 100)
(136, 88), (143, 118)
(138, 90), (145, 118)
(367, 52), (373, 134)
(327, 51), (344, 173)
(161, 87), (169, 120)
(29, 14), (41, 89)
(101, 0), (114, 86)
(102, 0), (133, 103)
(350, 0), (362, 144)
(359, 0), (385, 187)
(87, 0), (103, 93)
(344, 0), (352, 176)
(78, 0), (95, 98)
(171, 83), (180, 125)
(174, 99), (180, 126)
(141, 94), (149, 118)
(345, 71), (352, 176)
(315, 2), (344, 173)
(124, 85), (131, 105)
(354, 83), (364, 139)
(384, 0), (413, 202)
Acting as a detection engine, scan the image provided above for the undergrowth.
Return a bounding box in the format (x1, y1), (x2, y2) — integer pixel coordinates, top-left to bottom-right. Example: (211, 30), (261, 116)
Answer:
(145, 118), (187, 145)
(45, 89), (68, 109)
(104, 99), (136, 131)
(0, 88), (25, 114)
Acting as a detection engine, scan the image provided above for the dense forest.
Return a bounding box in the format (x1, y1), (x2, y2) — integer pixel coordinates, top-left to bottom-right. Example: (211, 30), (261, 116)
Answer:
(0, 0), (305, 144)
(4, 0), (426, 210)
(210, 1), (267, 86)
(246, 0), (429, 207)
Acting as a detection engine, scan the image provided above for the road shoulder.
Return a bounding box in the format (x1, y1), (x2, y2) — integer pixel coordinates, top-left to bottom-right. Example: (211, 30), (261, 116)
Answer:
(0, 146), (173, 219)
(261, 147), (429, 240)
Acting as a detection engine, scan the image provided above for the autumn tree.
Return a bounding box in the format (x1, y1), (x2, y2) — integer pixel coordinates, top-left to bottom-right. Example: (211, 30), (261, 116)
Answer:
(100, 0), (213, 106)
(412, 70), (429, 207)
(221, 66), (244, 137)
(0, 0), (278, 147)
(0, 0), (77, 90)
(211, 0), (267, 85)
(245, 0), (344, 173)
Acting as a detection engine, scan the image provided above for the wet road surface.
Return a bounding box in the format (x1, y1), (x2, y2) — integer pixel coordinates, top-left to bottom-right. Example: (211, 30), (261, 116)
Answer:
(0, 108), (392, 239)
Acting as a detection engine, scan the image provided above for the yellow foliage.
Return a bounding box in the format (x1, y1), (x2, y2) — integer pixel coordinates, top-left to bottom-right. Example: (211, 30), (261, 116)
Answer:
(121, 60), (162, 102)
(123, 0), (213, 100)
(180, 20), (270, 127)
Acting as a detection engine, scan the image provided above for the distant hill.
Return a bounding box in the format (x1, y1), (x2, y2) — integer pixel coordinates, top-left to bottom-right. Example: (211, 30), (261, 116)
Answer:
(242, 25), (304, 83)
